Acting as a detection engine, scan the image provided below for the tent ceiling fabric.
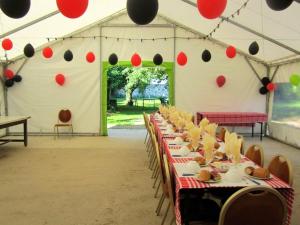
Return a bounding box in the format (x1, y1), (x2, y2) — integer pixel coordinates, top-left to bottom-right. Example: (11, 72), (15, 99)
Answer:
(0, 0), (299, 63)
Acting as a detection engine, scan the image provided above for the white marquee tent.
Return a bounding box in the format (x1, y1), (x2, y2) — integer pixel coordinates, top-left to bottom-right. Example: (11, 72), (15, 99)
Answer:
(0, 0), (300, 147)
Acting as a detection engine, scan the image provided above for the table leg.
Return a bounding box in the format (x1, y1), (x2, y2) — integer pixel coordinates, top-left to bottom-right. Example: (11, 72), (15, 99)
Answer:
(24, 120), (28, 147)
(252, 124), (254, 137)
(260, 122), (263, 141)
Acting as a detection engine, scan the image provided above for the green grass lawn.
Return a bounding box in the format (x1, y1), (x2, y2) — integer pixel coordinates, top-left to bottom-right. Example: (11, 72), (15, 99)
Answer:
(107, 98), (160, 128)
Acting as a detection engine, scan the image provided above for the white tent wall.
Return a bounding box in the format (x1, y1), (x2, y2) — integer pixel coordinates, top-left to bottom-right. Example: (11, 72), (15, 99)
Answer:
(268, 62), (300, 147)
(6, 27), (101, 134)
(174, 28), (267, 133)
(0, 67), (5, 136)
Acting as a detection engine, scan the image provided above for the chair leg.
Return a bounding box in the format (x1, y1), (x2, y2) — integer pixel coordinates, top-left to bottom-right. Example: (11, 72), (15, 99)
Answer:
(161, 202), (170, 225)
(153, 167), (160, 188)
(154, 180), (161, 198)
(144, 131), (148, 144)
(151, 162), (158, 178)
(156, 193), (166, 215)
(149, 150), (155, 169)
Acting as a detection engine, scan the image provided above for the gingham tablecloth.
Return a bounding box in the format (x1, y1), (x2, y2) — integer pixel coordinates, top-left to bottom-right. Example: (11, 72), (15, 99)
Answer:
(150, 114), (294, 225)
(196, 112), (268, 127)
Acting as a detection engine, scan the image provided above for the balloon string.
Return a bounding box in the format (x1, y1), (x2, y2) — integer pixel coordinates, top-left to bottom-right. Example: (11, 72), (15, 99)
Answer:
(205, 0), (251, 39)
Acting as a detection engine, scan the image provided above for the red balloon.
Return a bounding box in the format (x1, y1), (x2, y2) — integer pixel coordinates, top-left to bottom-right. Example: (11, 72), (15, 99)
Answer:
(2, 38), (13, 50)
(56, 0), (89, 18)
(55, 74), (65, 86)
(197, 0), (227, 19)
(131, 53), (142, 67)
(267, 82), (276, 92)
(4, 69), (14, 79)
(86, 52), (95, 63)
(216, 75), (226, 87)
(177, 52), (187, 66)
(43, 47), (53, 59)
(226, 45), (236, 58)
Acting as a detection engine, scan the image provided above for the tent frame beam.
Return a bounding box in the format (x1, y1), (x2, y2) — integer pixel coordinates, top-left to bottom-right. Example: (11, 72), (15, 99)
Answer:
(0, 11), (60, 39)
(159, 14), (267, 66)
(244, 56), (262, 81)
(180, 0), (300, 55)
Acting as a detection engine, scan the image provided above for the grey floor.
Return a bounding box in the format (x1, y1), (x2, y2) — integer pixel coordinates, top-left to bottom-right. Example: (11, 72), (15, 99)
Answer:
(0, 129), (299, 225)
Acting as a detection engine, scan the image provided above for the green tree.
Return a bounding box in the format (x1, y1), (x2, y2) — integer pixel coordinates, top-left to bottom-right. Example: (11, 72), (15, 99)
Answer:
(107, 65), (127, 100)
(122, 67), (167, 105)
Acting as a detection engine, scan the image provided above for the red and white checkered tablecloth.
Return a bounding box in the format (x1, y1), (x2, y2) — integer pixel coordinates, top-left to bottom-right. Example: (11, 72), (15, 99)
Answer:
(150, 114), (294, 225)
(196, 112), (268, 126)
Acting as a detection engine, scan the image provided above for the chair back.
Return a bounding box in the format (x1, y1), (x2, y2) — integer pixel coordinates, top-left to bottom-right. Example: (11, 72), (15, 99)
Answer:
(218, 186), (287, 225)
(245, 144), (264, 167)
(163, 154), (175, 210)
(218, 127), (227, 142)
(58, 109), (72, 123)
(268, 155), (293, 186)
(143, 112), (150, 132)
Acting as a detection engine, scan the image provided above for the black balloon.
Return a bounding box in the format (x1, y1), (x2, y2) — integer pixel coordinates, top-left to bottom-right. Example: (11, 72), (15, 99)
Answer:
(202, 49), (211, 62)
(5, 79), (14, 87)
(127, 0), (158, 25)
(249, 41), (259, 55)
(266, 0), (293, 11)
(153, 54), (163, 65)
(261, 77), (271, 86)
(0, 0), (31, 19)
(64, 50), (73, 62)
(109, 53), (118, 65)
(13, 74), (22, 82)
(24, 43), (34, 58)
(259, 86), (268, 95)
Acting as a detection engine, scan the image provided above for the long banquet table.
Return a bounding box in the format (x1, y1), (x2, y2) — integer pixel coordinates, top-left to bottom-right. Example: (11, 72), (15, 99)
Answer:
(150, 114), (294, 225)
(0, 116), (30, 146)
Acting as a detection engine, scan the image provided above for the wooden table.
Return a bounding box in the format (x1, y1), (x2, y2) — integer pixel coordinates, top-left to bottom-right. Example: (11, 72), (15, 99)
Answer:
(0, 116), (30, 147)
(151, 114), (294, 225)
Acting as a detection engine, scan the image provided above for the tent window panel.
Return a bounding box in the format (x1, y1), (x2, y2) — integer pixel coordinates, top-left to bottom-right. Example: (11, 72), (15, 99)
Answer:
(272, 83), (300, 127)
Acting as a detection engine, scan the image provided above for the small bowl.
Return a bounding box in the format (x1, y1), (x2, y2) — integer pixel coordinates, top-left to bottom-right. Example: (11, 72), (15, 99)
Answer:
(219, 165), (230, 173)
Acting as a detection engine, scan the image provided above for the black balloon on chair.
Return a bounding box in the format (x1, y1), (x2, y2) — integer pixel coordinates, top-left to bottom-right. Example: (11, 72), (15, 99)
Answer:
(153, 54), (163, 65)
(259, 86), (268, 95)
(261, 77), (271, 86)
(249, 41), (259, 55)
(64, 50), (73, 62)
(24, 43), (35, 58)
(108, 53), (118, 65)
(5, 79), (14, 87)
(202, 49), (211, 62)
(127, 0), (158, 25)
(0, 0), (31, 18)
(265, 0), (293, 11)
(13, 74), (22, 82)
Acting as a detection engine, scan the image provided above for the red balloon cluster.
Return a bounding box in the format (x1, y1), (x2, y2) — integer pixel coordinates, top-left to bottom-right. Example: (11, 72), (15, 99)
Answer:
(131, 53), (142, 67)
(197, 0), (227, 19)
(267, 83), (276, 92)
(2, 38), (13, 50)
(86, 52), (95, 63)
(43, 47), (53, 58)
(216, 75), (226, 87)
(55, 74), (65, 86)
(4, 69), (14, 79)
(177, 52), (187, 66)
(56, 0), (89, 18)
(226, 46), (236, 59)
